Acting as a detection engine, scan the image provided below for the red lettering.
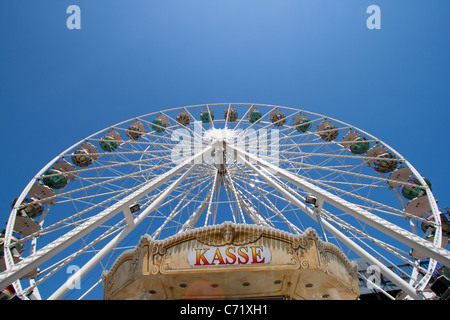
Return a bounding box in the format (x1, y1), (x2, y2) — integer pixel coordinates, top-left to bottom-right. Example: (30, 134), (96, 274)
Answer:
(251, 246), (265, 263)
(211, 248), (225, 265)
(195, 248), (210, 265)
(237, 247), (249, 264)
(191, 246), (268, 266)
(225, 247), (237, 264)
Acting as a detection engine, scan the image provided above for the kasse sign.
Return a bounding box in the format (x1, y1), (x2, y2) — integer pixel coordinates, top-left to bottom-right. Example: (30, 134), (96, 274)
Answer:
(188, 246), (271, 267)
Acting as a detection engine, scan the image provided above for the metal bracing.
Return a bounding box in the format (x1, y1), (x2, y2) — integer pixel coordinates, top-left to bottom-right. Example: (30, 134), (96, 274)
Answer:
(179, 172), (222, 233)
(226, 142), (450, 268)
(227, 161), (302, 233)
(151, 165), (212, 238)
(223, 173), (270, 227)
(48, 161), (202, 300)
(0, 141), (218, 292)
(228, 143), (425, 299)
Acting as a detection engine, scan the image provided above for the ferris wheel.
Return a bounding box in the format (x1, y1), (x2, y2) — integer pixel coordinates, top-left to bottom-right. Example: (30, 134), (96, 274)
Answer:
(1, 103), (449, 300)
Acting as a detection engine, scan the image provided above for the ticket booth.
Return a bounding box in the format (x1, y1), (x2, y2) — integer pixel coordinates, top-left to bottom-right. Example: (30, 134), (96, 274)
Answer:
(103, 222), (359, 300)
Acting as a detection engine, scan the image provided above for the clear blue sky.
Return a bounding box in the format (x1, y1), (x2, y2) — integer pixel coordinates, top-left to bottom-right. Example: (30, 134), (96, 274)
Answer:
(1, 0), (449, 299)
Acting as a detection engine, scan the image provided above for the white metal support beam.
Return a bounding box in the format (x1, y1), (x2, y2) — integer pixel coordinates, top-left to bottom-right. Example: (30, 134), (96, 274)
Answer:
(226, 143), (448, 299)
(48, 161), (201, 300)
(0, 142), (218, 291)
(179, 173), (222, 233)
(227, 143), (450, 267)
(223, 174), (270, 227)
(123, 207), (135, 227)
(313, 197), (329, 242)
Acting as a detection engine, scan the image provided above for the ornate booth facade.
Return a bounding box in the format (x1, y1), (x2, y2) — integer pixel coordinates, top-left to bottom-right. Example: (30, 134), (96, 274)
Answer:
(103, 222), (359, 300)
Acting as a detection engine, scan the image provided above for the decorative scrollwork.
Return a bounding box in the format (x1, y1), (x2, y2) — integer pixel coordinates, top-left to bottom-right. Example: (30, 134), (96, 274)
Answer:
(196, 223), (263, 246)
(150, 265), (159, 275)
(159, 246), (167, 255)
(299, 259), (310, 269)
(151, 245), (159, 255)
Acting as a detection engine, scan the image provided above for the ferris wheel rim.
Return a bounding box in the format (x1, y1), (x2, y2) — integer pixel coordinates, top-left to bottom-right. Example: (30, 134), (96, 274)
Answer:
(2, 102), (447, 300)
